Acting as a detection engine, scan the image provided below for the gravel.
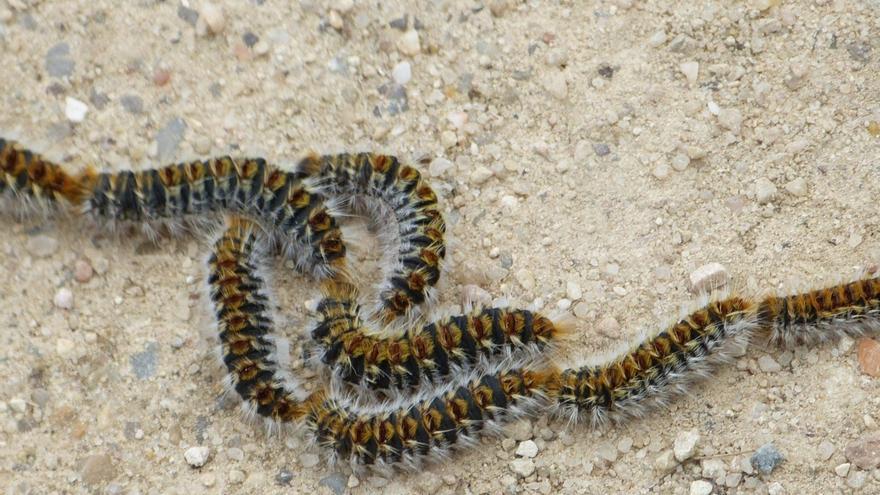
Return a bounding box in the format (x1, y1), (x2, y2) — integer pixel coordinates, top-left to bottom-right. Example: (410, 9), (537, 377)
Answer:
(751, 443), (785, 475)
(845, 433), (880, 470)
(45, 42), (74, 77)
(184, 446), (210, 468)
(674, 430), (700, 462)
(155, 117), (187, 161)
(130, 343), (158, 380)
(120, 94), (144, 114)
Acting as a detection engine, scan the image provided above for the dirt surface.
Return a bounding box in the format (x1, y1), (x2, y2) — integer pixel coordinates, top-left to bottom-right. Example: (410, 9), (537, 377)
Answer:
(2, 0), (880, 494)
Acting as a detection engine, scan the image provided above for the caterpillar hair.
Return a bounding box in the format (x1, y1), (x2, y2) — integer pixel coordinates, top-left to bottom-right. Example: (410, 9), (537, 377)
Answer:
(206, 215), (559, 472)
(310, 278), (571, 394)
(549, 295), (761, 427)
(206, 216), (327, 429)
(303, 152), (448, 325)
(759, 275), (880, 347)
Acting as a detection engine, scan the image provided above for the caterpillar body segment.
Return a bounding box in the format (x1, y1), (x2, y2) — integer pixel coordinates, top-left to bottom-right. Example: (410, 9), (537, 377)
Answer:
(549, 296), (762, 427)
(0, 137), (95, 214)
(85, 157), (346, 275)
(303, 152), (447, 324)
(759, 276), (880, 347)
(310, 278), (568, 393)
(309, 364), (557, 471)
(207, 216), (326, 426)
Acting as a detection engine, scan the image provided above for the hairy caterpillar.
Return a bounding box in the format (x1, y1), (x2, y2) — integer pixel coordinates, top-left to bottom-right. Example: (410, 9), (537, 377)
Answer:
(311, 277), (566, 393)
(5, 135), (880, 475)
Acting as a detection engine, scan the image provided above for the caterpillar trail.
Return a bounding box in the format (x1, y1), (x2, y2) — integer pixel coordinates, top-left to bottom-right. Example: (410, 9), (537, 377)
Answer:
(4, 135), (880, 474)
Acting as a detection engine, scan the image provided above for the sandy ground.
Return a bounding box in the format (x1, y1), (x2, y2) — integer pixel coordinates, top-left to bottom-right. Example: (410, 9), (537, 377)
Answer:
(2, 0), (880, 494)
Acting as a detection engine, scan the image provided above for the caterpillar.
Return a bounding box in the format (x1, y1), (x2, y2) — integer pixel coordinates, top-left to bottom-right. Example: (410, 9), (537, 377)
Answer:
(207, 215), (564, 471)
(311, 277), (566, 393)
(4, 135), (880, 475)
(206, 215), (879, 472)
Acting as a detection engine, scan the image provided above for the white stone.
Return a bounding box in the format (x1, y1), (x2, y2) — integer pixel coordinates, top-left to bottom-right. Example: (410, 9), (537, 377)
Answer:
(53, 288), (74, 310)
(199, 3), (225, 34)
(784, 178), (807, 196)
(671, 153), (690, 172)
(755, 177), (778, 204)
(835, 462), (851, 477)
(184, 446), (211, 467)
(429, 158), (453, 177)
(470, 166), (493, 185)
(56, 338), (75, 358)
(817, 440), (835, 461)
(509, 458), (535, 477)
(543, 73), (568, 100)
(566, 281), (582, 301)
(680, 61), (699, 85)
(690, 480), (712, 495)
(516, 440), (539, 458)
(392, 61), (412, 85)
(26, 235), (59, 257)
(654, 450), (678, 473)
(768, 482), (786, 495)
(702, 458), (727, 480)
(515, 269), (535, 291)
(65, 97), (88, 123)
(397, 30), (421, 56)
(717, 107), (743, 135)
(674, 430), (700, 462)
(648, 30), (667, 47)
(758, 354), (782, 372)
(689, 263), (729, 293)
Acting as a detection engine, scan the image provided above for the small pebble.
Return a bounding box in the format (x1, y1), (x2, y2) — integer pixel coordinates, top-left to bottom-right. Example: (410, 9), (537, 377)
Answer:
(80, 454), (117, 485)
(300, 453), (320, 468)
(153, 68), (171, 86)
(758, 354), (782, 373)
(428, 157), (453, 177)
(199, 3), (225, 34)
(597, 316), (621, 338)
(397, 30), (420, 56)
(654, 450), (678, 473)
(53, 288), (74, 310)
(543, 72), (568, 100)
(120, 94), (144, 114)
(509, 458), (535, 477)
(835, 462), (851, 477)
(276, 469), (295, 486)
(680, 61), (699, 85)
(318, 473), (346, 495)
(689, 262), (729, 293)
(784, 178), (807, 197)
(754, 177), (778, 204)
(847, 470), (868, 489)
(702, 458), (726, 479)
(674, 430), (700, 462)
(74, 259), (93, 282)
(470, 166), (493, 185)
(516, 440), (538, 458)
(750, 443), (784, 475)
(56, 338), (75, 358)
(506, 420), (533, 441)
(652, 163), (670, 179)
(845, 432), (880, 470)
(717, 107), (743, 135)
(184, 446), (210, 467)
(596, 442), (618, 462)
(648, 30), (667, 48)
(392, 61), (411, 85)
(817, 440), (835, 461)
(45, 42), (75, 78)
(689, 480), (712, 495)
(27, 235), (58, 257)
(130, 343), (158, 380)
(566, 281), (582, 301)
(156, 117), (187, 161)
(65, 97), (88, 123)
(767, 482), (785, 495)
(857, 338), (880, 377)
(593, 143), (610, 156)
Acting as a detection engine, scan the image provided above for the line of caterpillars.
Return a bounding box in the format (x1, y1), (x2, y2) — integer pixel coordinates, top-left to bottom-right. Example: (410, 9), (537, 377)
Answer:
(4, 136), (880, 472)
